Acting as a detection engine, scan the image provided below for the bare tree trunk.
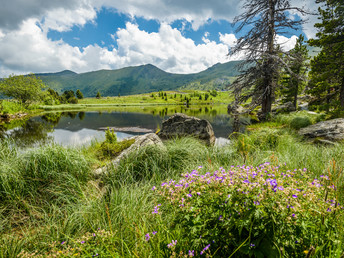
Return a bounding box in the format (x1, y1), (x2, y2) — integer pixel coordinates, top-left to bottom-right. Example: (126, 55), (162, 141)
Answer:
(293, 80), (298, 110)
(340, 77), (344, 109)
(260, 0), (275, 119)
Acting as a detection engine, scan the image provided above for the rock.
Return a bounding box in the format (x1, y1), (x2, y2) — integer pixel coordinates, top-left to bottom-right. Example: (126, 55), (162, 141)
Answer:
(272, 101), (296, 113)
(215, 137), (231, 147)
(299, 118), (344, 141)
(298, 103), (309, 111)
(94, 133), (165, 176)
(227, 104), (245, 114)
(157, 113), (216, 145)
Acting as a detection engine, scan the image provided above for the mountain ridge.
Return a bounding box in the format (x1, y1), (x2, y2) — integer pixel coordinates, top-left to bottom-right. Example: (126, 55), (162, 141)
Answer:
(37, 60), (242, 97)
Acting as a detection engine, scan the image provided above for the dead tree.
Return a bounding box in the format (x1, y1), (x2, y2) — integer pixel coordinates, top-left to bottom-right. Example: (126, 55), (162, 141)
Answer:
(230, 0), (309, 120)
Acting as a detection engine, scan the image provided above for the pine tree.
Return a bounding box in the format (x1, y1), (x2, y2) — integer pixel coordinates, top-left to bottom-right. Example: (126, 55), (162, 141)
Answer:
(76, 89), (84, 99)
(230, 0), (308, 119)
(308, 0), (344, 111)
(96, 91), (101, 99)
(281, 35), (308, 109)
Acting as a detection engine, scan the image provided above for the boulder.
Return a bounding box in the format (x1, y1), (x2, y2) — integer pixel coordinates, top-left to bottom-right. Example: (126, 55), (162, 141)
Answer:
(299, 118), (344, 141)
(94, 133), (165, 176)
(157, 113), (216, 145)
(227, 104), (245, 114)
(272, 101), (296, 113)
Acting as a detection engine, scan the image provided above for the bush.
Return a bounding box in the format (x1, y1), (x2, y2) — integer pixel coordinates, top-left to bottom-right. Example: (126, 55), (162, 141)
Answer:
(150, 163), (344, 257)
(289, 116), (312, 130)
(98, 139), (135, 159)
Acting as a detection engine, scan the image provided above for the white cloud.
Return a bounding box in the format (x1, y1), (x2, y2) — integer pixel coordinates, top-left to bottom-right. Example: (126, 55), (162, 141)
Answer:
(41, 3), (97, 32)
(0, 0), (320, 76)
(0, 20), (232, 76)
(219, 33), (237, 47)
(112, 22), (230, 73)
(276, 35), (298, 51)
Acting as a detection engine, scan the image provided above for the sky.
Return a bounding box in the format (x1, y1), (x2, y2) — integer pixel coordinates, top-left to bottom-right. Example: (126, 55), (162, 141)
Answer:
(0, 0), (319, 77)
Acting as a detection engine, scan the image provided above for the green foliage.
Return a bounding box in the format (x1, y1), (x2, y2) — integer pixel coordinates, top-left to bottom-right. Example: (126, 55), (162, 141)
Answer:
(204, 93), (209, 101)
(37, 62), (241, 97)
(0, 74), (45, 105)
(308, 0), (344, 110)
(280, 35), (308, 108)
(98, 139), (135, 160)
(0, 100), (25, 114)
(209, 89), (218, 97)
(289, 116), (312, 130)
(76, 89), (84, 99)
(96, 91), (101, 99)
(151, 164), (344, 257)
(105, 128), (117, 144)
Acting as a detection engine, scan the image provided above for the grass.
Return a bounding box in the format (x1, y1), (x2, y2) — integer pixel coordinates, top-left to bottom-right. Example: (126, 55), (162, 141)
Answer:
(1, 115), (344, 256)
(38, 90), (233, 111)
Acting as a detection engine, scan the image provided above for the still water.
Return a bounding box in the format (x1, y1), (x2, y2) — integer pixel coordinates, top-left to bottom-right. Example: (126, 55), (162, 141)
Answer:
(0, 105), (249, 148)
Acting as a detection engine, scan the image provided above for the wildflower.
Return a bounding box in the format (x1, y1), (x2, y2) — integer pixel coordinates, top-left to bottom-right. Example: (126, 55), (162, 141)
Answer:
(197, 192), (201, 196)
(250, 243), (255, 247)
(92, 254), (99, 257)
(145, 233), (150, 242)
(152, 186), (156, 191)
(61, 241), (66, 245)
(292, 214), (295, 217)
(292, 194), (298, 198)
(200, 244), (211, 255)
(81, 241), (85, 244)
(188, 250), (195, 257)
(167, 240), (177, 248)
(187, 193), (192, 198)
(327, 208), (332, 212)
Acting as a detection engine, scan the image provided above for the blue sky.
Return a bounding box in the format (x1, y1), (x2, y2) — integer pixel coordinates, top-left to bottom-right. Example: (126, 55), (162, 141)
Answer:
(0, 0), (318, 77)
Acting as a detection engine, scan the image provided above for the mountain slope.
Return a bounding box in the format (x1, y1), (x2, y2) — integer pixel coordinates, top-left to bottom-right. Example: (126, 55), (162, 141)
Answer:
(38, 61), (242, 97)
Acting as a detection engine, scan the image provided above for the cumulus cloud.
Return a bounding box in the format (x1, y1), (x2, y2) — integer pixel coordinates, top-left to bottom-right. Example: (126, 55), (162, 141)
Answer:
(219, 33), (237, 47)
(111, 22), (230, 73)
(276, 35), (298, 51)
(0, 20), (232, 76)
(98, 0), (242, 31)
(0, 0), (84, 31)
(0, 0), (320, 76)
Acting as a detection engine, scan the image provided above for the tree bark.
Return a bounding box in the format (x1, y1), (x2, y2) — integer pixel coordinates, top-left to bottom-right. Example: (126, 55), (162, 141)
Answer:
(340, 76), (344, 108)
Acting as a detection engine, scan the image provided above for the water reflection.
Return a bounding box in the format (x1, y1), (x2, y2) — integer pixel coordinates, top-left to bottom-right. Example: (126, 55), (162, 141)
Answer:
(2, 119), (54, 148)
(2, 105), (250, 147)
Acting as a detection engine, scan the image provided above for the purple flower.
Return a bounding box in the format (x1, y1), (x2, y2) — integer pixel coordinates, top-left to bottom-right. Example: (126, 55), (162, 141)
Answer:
(292, 214), (295, 217)
(152, 186), (156, 191)
(81, 241), (85, 244)
(277, 186), (284, 191)
(167, 240), (177, 248)
(152, 231), (157, 235)
(292, 194), (298, 198)
(250, 243), (255, 247)
(145, 233), (150, 241)
(197, 192), (201, 196)
(187, 193), (192, 198)
(188, 250), (195, 257)
(327, 208), (332, 212)
(61, 241), (66, 245)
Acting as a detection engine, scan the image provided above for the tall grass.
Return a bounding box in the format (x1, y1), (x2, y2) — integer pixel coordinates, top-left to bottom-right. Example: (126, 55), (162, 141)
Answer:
(1, 127), (344, 256)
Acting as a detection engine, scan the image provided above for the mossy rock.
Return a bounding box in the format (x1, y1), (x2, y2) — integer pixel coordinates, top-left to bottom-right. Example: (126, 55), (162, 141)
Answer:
(98, 139), (135, 160)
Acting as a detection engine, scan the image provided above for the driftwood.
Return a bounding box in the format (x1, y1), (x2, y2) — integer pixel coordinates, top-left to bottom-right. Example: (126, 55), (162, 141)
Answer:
(98, 126), (154, 133)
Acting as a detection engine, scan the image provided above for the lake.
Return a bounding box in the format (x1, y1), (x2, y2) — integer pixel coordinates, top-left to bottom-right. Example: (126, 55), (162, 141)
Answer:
(0, 105), (249, 148)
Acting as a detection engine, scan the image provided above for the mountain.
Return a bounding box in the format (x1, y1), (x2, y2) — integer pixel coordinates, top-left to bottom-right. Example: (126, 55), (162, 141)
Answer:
(37, 61), (242, 97)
